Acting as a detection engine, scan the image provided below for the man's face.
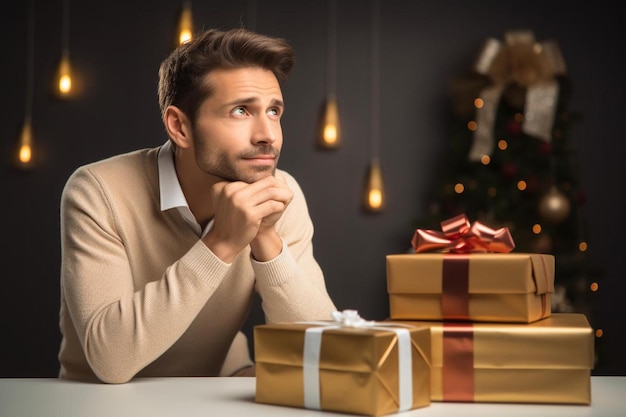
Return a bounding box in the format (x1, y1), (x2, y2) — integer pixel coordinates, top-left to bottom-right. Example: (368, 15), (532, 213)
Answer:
(190, 67), (284, 184)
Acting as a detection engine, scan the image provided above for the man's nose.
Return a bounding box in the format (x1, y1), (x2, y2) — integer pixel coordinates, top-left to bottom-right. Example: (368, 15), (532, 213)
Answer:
(251, 116), (278, 145)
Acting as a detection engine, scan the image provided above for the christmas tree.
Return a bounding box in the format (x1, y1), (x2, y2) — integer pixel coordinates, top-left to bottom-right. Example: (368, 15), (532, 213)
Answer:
(418, 31), (601, 339)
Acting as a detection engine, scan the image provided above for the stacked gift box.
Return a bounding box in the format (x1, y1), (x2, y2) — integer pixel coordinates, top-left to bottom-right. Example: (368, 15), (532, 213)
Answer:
(386, 214), (594, 405)
(253, 214), (594, 415)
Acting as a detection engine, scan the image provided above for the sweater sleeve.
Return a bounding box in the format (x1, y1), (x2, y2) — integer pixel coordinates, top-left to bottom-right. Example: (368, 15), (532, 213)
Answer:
(251, 171), (337, 323)
(60, 166), (230, 383)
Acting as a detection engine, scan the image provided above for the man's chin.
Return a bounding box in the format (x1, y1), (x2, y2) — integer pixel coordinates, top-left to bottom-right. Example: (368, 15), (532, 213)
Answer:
(217, 168), (276, 184)
(246, 169), (276, 183)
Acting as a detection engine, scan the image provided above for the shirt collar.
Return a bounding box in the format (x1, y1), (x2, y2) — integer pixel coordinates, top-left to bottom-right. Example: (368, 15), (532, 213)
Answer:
(158, 140), (188, 211)
(158, 141), (212, 237)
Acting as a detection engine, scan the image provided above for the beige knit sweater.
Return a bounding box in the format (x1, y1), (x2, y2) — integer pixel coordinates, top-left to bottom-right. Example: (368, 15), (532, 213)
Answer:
(58, 146), (336, 383)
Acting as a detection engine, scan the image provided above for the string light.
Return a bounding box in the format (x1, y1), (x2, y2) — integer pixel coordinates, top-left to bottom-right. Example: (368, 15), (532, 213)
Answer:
(363, 0), (384, 212)
(178, 2), (193, 45)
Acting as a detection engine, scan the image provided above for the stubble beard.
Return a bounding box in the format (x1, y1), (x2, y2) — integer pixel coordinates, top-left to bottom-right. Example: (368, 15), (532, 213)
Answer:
(194, 140), (279, 184)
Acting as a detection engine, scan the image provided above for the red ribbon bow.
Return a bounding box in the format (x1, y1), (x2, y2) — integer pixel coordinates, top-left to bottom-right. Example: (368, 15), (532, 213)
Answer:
(411, 214), (515, 253)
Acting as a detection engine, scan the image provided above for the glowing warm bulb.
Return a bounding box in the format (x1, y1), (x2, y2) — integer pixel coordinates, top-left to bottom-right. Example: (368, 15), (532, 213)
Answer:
(57, 54), (72, 95)
(323, 124), (338, 145)
(178, 3), (193, 45)
(363, 160), (384, 212)
(319, 97), (340, 148)
(15, 120), (34, 168)
(59, 74), (72, 94)
(179, 30), (192, 45)
(368, 189), (382, 209)
(19, 144), (32, 163)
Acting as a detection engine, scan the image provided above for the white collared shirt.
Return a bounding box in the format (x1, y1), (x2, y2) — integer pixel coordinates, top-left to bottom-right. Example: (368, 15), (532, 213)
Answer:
(157, 141), (213, 238)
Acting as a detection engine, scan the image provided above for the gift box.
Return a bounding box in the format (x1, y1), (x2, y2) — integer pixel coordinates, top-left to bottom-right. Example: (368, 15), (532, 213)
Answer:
(254, 310), (431, 416)
(387, 252), (554, 323)
(393, 313), (594, 404)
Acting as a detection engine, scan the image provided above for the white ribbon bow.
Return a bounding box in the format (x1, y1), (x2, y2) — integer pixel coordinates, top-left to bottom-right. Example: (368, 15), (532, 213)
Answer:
(302, 310), (413, 412)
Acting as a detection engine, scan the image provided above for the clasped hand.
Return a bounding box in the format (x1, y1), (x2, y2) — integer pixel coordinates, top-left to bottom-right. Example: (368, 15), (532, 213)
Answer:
(204, 174), (293, 263)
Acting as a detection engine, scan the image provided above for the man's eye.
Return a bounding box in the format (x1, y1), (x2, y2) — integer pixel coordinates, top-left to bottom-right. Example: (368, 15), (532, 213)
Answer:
(233, 107), (246, 115)
(268, 108), (280, 116)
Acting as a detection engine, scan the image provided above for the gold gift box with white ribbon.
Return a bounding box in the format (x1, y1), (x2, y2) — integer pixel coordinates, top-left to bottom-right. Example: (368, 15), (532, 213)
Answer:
(254, 310), (431, 416)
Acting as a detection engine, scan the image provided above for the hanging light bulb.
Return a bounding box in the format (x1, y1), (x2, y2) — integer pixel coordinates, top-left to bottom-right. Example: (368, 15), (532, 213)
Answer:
(318, 96), (341, 148)
(15, 0), (36, 170)
(363, 159), (384, 212)
(318, 0), (341, 149)
(178, 2), (193, 45)
(57, 52), (72, 96)
(362, 0), (384, 213)
(56, 0), (73, 98)
(15, 118), (34, 169)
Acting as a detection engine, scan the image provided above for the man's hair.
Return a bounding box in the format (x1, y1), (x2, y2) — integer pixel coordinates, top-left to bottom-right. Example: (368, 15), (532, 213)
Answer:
(158, 28), (295, 124)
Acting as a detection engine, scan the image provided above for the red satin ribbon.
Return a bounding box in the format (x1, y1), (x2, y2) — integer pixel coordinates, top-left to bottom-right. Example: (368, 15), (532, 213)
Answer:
(442, 322), (475, 402)
(412, 214), (515, 253)
(442, 255), (470, 320)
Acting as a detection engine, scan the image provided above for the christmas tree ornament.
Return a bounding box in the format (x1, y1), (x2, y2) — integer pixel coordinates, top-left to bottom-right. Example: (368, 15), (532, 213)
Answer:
(538, 186), (571, 223)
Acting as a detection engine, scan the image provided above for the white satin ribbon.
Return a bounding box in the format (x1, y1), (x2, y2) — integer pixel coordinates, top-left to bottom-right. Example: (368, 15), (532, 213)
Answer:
(302, 310), (413, 412)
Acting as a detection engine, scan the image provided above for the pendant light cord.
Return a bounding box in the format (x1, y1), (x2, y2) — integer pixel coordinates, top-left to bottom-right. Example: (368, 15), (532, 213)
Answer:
(369, 0), (380, 161)
(326, 0), (337, 97)
(25, 0), (35, 122)
(62, 0), (70, 55)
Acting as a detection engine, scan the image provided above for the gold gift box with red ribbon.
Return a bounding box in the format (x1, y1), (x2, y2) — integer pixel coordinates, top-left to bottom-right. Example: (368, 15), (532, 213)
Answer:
(392, 313), (594, 404)
(254, 310), (431, 416)
(387, 214), (554, 323)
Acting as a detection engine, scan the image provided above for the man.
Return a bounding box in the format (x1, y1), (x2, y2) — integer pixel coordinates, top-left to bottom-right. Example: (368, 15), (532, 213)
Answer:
(58, 28), (337, 384)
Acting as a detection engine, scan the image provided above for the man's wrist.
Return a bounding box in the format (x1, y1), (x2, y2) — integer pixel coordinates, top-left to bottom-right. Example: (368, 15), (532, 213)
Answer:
(250, 230), (282, 262)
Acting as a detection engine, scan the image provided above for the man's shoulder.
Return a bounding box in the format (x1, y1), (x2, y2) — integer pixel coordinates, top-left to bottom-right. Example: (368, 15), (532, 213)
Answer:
(68, 147), (160, 183)
(79, 147), (158, 172)
(63, 146), (161, 199)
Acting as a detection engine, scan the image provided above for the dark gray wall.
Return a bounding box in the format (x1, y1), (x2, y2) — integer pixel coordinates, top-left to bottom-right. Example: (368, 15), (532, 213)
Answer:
(2, 0), (624, 377)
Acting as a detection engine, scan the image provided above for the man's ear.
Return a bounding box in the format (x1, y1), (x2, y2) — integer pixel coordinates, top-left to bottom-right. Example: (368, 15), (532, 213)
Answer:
(163, 106), (192, 149)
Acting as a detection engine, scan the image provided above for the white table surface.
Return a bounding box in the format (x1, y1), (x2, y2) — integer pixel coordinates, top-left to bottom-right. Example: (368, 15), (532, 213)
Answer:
(1, 376), (624, 417)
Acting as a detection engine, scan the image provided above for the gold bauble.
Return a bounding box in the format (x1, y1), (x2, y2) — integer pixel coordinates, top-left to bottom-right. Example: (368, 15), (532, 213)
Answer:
(538, 186), (571, 223)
